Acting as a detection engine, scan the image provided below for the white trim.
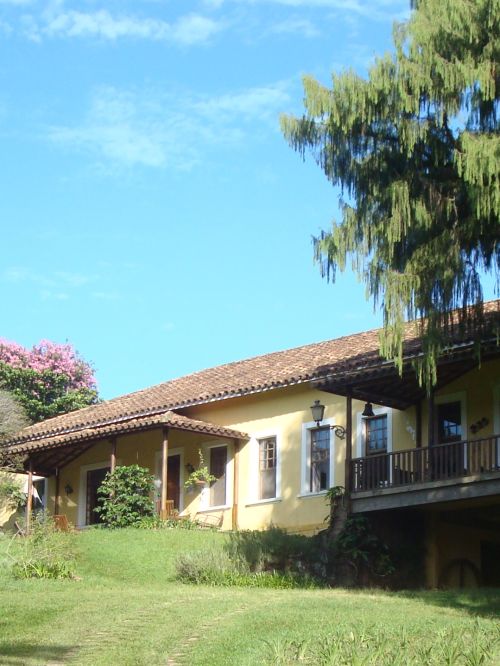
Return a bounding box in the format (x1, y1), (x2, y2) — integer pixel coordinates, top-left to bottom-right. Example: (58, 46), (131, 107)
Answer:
(296, 491), (328, 499)
(154, 447), (185, 512)
(355, 407), (393, 459)
(300, 418), (336, 495)
(77, 461), (111, 528)
(199, 442), (233, 511)
(245, 497), (283, 507)
(248, 429), (282, 503)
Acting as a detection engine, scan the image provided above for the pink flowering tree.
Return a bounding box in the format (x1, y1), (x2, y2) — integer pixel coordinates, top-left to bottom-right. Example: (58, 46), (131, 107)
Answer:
(0, 339), (98, 424)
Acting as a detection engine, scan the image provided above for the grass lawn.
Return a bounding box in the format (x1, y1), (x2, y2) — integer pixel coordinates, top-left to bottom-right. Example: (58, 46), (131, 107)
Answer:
(0, 528), (499, 665)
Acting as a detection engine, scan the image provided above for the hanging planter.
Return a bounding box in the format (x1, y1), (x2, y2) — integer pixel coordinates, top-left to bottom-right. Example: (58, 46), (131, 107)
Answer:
(184, 449), (217, 492)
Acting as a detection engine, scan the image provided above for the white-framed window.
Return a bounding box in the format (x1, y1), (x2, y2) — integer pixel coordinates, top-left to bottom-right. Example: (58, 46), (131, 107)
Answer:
(435, 392), (467, 445)
(248, 430), (281, 504)
(356, 407), (393, 458)
(301, 419), (335, 496)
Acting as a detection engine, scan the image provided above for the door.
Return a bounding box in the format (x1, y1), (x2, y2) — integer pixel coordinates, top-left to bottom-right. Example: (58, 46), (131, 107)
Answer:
(167, 454), (181, 510)
(209, 446), (227, 507)
(86, 467), (110, 525)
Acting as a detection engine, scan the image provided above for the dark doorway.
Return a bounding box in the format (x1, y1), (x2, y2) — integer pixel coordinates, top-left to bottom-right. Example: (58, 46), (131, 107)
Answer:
(167, 454), (181, 510)
(481, 541), (500, 586)
(86, 467), (110, 525)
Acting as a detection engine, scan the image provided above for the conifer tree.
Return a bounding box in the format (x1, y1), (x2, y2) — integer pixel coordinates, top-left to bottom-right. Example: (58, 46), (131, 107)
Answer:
(281, 0), (499, 388)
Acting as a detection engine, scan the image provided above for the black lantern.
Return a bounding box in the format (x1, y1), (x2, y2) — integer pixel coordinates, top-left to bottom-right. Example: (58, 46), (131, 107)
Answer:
(64, 483), (73, 496)
(362, 402), (375, 418)
(310, 400), (325, 426)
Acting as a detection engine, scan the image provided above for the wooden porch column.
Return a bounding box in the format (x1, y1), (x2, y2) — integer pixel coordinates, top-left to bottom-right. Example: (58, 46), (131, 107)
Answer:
(54, 467), (60, 516)
(415, 402), (422, 448)
(110, 437), (117, 473)
(344, 395), (352, 513)
(427, 390), (435, 447)
(160, 427), (169, 519)
(26, 461), (33, 534)
(232, 439), (240, 531)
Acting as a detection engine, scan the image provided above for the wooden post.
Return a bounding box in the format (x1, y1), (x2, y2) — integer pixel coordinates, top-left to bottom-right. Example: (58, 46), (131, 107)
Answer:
(416, 402), (422, 448)
(160, 427), (169, 519)
(428, 390), (435, 447)
(110, 437), (117, 473)
(344, 395), (352, 513)
(54, 467), (60, 515)
(232, 439), (240, 531)
(26, 461), (33, 534)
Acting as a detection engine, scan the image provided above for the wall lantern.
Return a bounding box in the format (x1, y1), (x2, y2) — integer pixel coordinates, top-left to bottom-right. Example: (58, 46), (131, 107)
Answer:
(64, 483), (73, 496)
(361, 402), (375, 418)
(310, 400), (346, 439)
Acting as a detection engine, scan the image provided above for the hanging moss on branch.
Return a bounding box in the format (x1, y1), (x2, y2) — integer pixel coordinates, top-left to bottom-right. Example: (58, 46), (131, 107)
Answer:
(281, 0), (499, 390)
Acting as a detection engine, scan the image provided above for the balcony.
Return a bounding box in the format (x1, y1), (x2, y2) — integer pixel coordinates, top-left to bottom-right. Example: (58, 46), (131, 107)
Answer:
(350, 435), (500, 513)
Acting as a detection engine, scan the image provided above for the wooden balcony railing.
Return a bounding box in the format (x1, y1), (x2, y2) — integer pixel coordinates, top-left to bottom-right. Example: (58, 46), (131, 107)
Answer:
(351, 435), (500, 493)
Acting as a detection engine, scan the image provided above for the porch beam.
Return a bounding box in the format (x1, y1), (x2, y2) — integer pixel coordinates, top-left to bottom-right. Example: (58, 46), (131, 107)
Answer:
(344, 395), (352, 513)
(26, 461), (33, 534)
(428, 390), (435, 448)
(416, 401), (422, 448)
(160, 427), (169, 519)
(232, 439), (240, 531)
(54, 467), (60, 515)
(110, 437), (117, 473)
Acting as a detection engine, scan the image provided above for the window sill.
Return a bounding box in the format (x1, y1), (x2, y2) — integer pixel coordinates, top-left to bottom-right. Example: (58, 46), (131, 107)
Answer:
(198, 505), (230, 512)
(297, 491), (328, 499)
(245, 497), (282, 507)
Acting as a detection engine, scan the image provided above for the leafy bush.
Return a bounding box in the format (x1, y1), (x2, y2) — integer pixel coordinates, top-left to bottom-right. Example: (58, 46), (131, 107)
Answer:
(7, 513), (76, 580)
(96, 465), (155, 528)
(137, 515), (200, 530)
(225, 526), (322, 574)
(175, 548), (317, 588)
(0, 471), (25, 509)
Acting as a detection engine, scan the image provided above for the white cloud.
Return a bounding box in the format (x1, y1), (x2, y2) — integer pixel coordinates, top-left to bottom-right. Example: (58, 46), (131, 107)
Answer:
(268, 17), (319, 37)
(47, 82), (292, 171)
(210, 0), (409, 21)
(34, 7), (223, 44)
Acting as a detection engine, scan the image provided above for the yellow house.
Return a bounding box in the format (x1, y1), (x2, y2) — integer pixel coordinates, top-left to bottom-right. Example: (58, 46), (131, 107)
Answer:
(4, 300), (500, 587)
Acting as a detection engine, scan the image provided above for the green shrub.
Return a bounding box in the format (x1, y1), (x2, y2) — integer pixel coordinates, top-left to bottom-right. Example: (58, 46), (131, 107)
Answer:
(137, 515), (199, 530)
(225, 526), (322, 574)
(96, 465), (155, 528)
(175, 548), (318, 589)
(7, 512), (76, 580)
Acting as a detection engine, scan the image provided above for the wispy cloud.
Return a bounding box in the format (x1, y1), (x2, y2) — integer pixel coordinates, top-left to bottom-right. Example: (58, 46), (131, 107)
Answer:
(268, 17), (319, 37)
(47, 82), (292, 171)
(210, 0), (408, 22)
(3, 267), (104, 301)
(23, 6), (224, 45)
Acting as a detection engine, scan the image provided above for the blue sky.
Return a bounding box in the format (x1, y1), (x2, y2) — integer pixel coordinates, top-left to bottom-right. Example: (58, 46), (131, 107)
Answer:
(0, 0), (460, 399)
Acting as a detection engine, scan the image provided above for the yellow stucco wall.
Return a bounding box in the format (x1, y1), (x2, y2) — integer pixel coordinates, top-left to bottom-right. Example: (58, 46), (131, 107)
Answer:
(42, 358), (500, 536)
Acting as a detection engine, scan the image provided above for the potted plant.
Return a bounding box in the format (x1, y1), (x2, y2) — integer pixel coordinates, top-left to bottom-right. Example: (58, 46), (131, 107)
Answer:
(184, 449), (217, 491)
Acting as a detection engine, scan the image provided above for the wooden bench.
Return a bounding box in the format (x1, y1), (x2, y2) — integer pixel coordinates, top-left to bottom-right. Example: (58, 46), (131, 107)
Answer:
(194, 512), (223, 529)
(53, 514), (70, 531)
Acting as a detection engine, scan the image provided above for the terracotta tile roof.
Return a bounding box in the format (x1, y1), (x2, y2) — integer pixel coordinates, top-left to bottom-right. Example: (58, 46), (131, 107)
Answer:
(5, 299), (499, 448)
(7, 411), (247, 455)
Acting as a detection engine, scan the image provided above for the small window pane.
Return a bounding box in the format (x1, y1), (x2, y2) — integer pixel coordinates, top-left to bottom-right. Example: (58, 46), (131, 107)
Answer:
(365, 415), (387, 454)
(259, 437), (277, 500)
(310, 427), (330, 492)
(437, 402), (462, 443)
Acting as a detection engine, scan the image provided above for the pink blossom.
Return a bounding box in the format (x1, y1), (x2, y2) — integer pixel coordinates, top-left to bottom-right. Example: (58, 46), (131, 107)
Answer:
(0, 338), (97, 391)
